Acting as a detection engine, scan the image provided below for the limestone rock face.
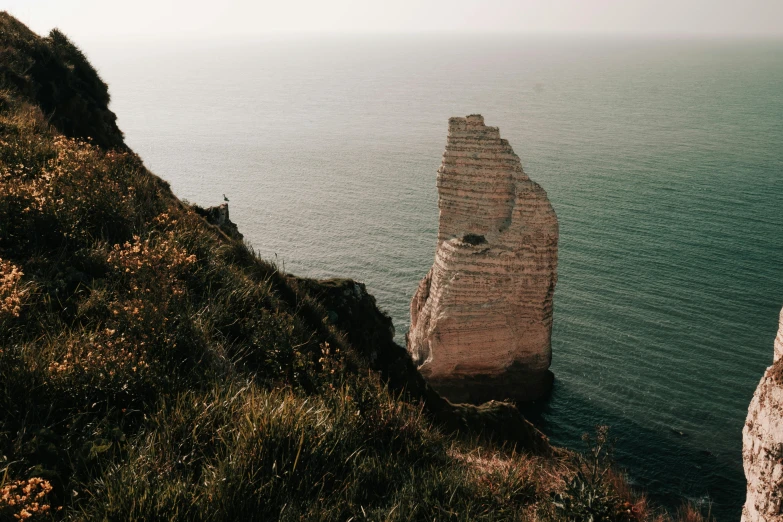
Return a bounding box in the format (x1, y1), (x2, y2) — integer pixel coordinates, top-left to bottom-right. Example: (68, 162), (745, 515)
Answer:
(743, 307), (783, 522)
(775, 308), (783, 362)
(407, 115), (558, 403)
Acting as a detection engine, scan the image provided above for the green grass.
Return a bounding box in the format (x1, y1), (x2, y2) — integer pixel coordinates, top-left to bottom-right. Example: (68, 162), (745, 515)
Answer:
(0, 12), (713, 521)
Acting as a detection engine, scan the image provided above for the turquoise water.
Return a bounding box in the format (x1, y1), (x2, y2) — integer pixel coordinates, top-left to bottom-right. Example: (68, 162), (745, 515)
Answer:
(88, 36), (783, 518)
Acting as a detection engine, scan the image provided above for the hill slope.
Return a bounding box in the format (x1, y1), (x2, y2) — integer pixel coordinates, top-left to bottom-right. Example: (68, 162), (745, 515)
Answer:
(0, 13), (689, 521)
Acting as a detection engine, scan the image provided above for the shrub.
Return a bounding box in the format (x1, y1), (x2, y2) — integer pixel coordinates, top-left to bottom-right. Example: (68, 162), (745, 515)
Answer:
(553, 426), (638, 522)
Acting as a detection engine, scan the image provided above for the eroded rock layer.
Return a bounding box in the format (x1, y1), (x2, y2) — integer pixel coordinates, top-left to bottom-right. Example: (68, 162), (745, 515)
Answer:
(408, 115), (558, 403)
(743, 307), (783, 522)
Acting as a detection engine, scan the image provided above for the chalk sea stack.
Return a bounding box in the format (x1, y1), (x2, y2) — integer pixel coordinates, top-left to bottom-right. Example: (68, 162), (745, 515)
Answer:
(407, 115), (558, 403)
(742, 307), (783, 522)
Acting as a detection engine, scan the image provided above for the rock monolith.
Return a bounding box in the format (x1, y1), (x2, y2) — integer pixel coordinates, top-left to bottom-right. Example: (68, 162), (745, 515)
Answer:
(742, 307), (783, 522)
(407, 115), (558, 403)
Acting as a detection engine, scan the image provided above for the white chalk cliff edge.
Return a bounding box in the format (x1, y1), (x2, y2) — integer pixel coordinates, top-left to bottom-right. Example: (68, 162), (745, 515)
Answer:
(407, 115), (558, 403)
(743, 307), (783, 522)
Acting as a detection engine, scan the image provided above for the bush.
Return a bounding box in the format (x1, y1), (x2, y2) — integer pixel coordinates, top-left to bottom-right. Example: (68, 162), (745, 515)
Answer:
(553, 426), (637, 522)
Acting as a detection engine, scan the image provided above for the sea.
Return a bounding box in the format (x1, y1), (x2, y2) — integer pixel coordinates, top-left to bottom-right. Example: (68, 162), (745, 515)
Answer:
(85, 35), (783, 519)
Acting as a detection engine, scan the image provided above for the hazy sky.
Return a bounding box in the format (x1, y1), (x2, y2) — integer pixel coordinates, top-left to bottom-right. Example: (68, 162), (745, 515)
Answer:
(5, 0), (783, 41)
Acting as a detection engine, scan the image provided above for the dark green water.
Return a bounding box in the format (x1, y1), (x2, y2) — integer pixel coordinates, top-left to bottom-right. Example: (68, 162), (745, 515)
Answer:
(91, 36), (783, 518)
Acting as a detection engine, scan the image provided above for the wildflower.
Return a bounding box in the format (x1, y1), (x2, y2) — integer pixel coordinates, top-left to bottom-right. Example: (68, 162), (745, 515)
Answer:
(0, 258), (26, 318)
(0, 477), (55, 520)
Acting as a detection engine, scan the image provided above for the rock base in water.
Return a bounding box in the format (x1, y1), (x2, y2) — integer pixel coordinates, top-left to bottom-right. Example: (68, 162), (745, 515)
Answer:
(427, 369), (555, 405)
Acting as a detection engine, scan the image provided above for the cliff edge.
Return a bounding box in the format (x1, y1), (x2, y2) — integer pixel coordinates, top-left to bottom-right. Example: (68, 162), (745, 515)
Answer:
(743, 307), (783, 521)
(0, 13), (125, 149)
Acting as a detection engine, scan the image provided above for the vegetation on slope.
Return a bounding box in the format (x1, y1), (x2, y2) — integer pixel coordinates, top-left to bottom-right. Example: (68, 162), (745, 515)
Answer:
(0, 14), (124, 149)
(0, 13), (707, 521)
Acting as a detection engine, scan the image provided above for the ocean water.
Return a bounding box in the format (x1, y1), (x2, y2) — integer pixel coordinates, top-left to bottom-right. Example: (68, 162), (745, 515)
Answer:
(87, 36), (783, 519)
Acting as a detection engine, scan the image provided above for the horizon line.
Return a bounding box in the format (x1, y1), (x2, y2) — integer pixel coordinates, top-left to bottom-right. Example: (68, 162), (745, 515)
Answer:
(71, 30), (783, 44)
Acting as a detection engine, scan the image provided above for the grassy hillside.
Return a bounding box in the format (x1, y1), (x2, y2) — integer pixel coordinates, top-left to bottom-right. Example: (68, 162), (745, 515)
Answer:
(0, 13), (707, 521)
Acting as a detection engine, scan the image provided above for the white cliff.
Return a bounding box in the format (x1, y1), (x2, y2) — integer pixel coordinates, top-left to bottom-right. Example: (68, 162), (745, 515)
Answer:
(743, 307), (783, 522)
(407, 115), (558, 403)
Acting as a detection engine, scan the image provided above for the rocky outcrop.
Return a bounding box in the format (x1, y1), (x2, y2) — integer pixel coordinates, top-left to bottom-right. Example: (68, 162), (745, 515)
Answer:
(193, 203), (243, 240)
(408, 115), (558, 403)
(292, 277), (553, 454)
(743, 307), (783, 522)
